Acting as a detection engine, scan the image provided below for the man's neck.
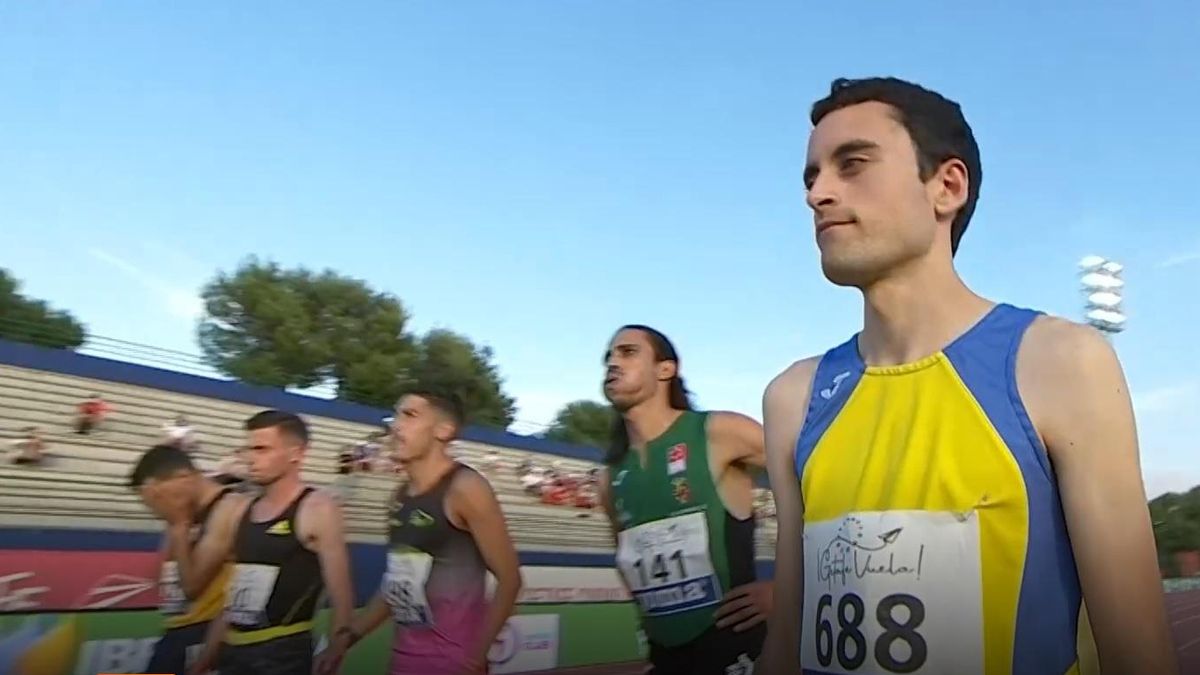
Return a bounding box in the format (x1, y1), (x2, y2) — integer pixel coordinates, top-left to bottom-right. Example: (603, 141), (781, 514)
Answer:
(261, 472), (305, 509)
(859, 256), (992, 366)
(406, 448), (456, 493)
(623, 401), (685, 451)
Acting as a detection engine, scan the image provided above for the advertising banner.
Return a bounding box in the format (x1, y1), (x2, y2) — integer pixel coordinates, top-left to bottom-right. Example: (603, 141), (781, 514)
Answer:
(0, 551), (158, 612)
(488, 614), (560, 674)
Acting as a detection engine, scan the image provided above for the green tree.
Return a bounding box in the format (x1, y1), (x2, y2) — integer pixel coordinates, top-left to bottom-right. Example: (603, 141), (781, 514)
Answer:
(1150, 485), (1200, 575)
(402, 329), (517, 428)
(0, 268), (86, 348)
(198, 259), (516, 426)
(543, 399), (615, 449)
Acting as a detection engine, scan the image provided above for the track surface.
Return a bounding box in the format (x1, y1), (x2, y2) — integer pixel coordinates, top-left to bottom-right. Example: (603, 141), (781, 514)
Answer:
(543, 590), (1200, 675)
(1169, 589), (1200, 674)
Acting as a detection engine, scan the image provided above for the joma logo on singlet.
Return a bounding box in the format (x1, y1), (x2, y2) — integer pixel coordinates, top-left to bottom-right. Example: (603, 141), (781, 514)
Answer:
(819, 371), (851, 400)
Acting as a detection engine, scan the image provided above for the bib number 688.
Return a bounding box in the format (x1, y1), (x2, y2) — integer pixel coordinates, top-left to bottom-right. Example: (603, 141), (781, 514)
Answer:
(815, 592), (926, 673)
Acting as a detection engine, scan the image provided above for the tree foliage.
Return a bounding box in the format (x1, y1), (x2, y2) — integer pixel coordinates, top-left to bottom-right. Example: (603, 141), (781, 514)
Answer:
(403, 329), (517, 428)
(543, 399), (615, 449)
(0, 268), (86, 349)
(198, 259), (514, 426)
(1151, 485), (1200, 575)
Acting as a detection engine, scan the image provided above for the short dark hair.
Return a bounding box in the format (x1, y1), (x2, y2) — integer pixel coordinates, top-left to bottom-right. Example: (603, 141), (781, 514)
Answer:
(605, 324), (694, 466)
(129, 444), (196, 489)
(811, 77), (982, 255)
(244, 409), (310, 446)
(405, 389), (465, 432)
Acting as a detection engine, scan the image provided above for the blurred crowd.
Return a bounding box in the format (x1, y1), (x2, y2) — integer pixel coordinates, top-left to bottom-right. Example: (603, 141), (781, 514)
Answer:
(6, 393), (776, 523)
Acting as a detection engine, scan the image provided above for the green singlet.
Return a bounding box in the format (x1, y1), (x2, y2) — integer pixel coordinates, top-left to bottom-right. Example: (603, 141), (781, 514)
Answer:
(609, 410), (757, 647)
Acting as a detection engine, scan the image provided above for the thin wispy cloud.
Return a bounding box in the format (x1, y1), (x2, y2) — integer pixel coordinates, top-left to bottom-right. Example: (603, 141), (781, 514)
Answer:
(88, 247), (204, 322)
(1133, 381), (1199, 415)
(1157, 249), (1200, 269)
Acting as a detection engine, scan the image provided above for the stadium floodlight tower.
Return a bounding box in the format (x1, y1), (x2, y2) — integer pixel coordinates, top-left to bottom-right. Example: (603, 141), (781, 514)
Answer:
(1078, 255), (1127, 338)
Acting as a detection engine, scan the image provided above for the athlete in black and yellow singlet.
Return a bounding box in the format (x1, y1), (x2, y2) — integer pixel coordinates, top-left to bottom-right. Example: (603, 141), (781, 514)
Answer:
(130, 444), (249, 675)
(190, 410), (356, 675)
(221, 487), (324, 674)
(149, 487), (233, 674)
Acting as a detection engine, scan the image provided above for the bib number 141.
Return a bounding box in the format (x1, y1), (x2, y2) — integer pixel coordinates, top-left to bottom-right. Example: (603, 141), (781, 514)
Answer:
(631, 549), (687, 587)
(815, 592), (926, 673)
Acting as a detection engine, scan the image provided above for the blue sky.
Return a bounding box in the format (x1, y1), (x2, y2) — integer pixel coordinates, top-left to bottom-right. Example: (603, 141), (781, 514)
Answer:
(2, 2), (1197, 496)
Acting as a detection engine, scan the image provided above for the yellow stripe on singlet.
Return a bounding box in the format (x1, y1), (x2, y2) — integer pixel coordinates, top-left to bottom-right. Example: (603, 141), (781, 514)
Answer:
(224, 620), (315, 646)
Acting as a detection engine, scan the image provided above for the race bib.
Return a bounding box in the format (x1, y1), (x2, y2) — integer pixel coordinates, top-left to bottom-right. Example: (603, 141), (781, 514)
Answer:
(615, 511), (721, 616)
(802, 510), (984, 674)
(383, 550), (435, 627)
(159, 562), (187, 615)
(224, 563), (280, 626)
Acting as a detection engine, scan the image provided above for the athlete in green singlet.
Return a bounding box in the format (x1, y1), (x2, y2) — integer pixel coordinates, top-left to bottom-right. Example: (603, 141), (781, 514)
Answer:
(599, 324), (772, 675)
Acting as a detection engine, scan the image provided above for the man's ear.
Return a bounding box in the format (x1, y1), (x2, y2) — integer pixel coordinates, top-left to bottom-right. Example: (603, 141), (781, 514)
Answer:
(656, 360), (678, 382)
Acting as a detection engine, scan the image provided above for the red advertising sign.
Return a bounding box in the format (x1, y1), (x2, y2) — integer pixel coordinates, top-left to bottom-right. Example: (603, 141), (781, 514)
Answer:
(0, 550), (159, 612)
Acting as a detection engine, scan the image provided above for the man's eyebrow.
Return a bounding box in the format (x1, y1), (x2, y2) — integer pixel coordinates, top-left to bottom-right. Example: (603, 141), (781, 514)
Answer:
(804, 139), (881, 187)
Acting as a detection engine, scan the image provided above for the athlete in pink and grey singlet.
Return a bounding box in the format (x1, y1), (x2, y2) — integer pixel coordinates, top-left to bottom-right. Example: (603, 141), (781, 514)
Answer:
(346, 390), (522, 675)
(382, 463), (494, 673)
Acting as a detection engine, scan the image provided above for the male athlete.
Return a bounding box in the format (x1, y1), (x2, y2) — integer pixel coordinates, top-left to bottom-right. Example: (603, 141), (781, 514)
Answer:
(190, 410), (356, 675)
(600, 325), (772, 675)
(760, 77), (1178, 675)
(345, 390), (522, 674)
(131, 444), (250, 675)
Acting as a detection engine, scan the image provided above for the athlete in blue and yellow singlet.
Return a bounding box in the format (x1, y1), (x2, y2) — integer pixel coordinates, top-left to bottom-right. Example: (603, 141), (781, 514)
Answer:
(796, 304), (1087, 674)
(760, 77), (1177, 675)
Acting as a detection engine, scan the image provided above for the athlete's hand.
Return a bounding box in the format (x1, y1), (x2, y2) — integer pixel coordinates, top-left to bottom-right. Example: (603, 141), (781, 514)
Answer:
(314, 638), (349, 675)
(147, 482), (194, 525)
(714, 580), (773, 632)
(461, 653), (489, 674)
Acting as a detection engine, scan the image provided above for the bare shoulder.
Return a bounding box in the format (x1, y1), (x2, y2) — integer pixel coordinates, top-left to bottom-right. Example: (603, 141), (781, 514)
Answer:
(448, 466), (499, 509)
(450, 465), (493, 493)
(1017, 315), (1129, 445)
(215, 491), (251, 525)
(298, 488), (342, 527)
(706, 410), (761, 442)
(764, 356), (822, 422)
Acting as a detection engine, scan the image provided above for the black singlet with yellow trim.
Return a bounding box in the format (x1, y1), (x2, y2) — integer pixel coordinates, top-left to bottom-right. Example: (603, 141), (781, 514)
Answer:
(224, 487), (323, 646)
(160, 487), (234, 629)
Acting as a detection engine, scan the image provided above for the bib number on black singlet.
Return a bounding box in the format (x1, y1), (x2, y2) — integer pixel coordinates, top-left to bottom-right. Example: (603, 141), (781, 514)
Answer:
(815, 592), (927, 673)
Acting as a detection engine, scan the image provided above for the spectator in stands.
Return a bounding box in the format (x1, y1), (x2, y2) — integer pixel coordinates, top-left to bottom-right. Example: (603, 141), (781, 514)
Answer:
(75, 394), (110, 434)
(10, 426), (45, 465)
(212, 448), (250, 489)
(519, 464), (545, 497)
(162, 415), (197, 453)
(481, 448), (501, 475)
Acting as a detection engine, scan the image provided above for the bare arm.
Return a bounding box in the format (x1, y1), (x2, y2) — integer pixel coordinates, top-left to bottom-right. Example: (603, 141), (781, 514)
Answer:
(1020, 319), (1178, 675)
(170, 494), (249, 599)
(299, 492), (356, 654)
(597, 468), (621, 550)
(187, 612), (226, 675)
(758, 358), (818, 675)
(451, 471), (523, 669)
(348, 592), (391, 645)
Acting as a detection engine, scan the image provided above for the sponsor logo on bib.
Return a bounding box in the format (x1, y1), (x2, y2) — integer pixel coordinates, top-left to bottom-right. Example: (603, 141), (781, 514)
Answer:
(802, 511), (984, 674)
